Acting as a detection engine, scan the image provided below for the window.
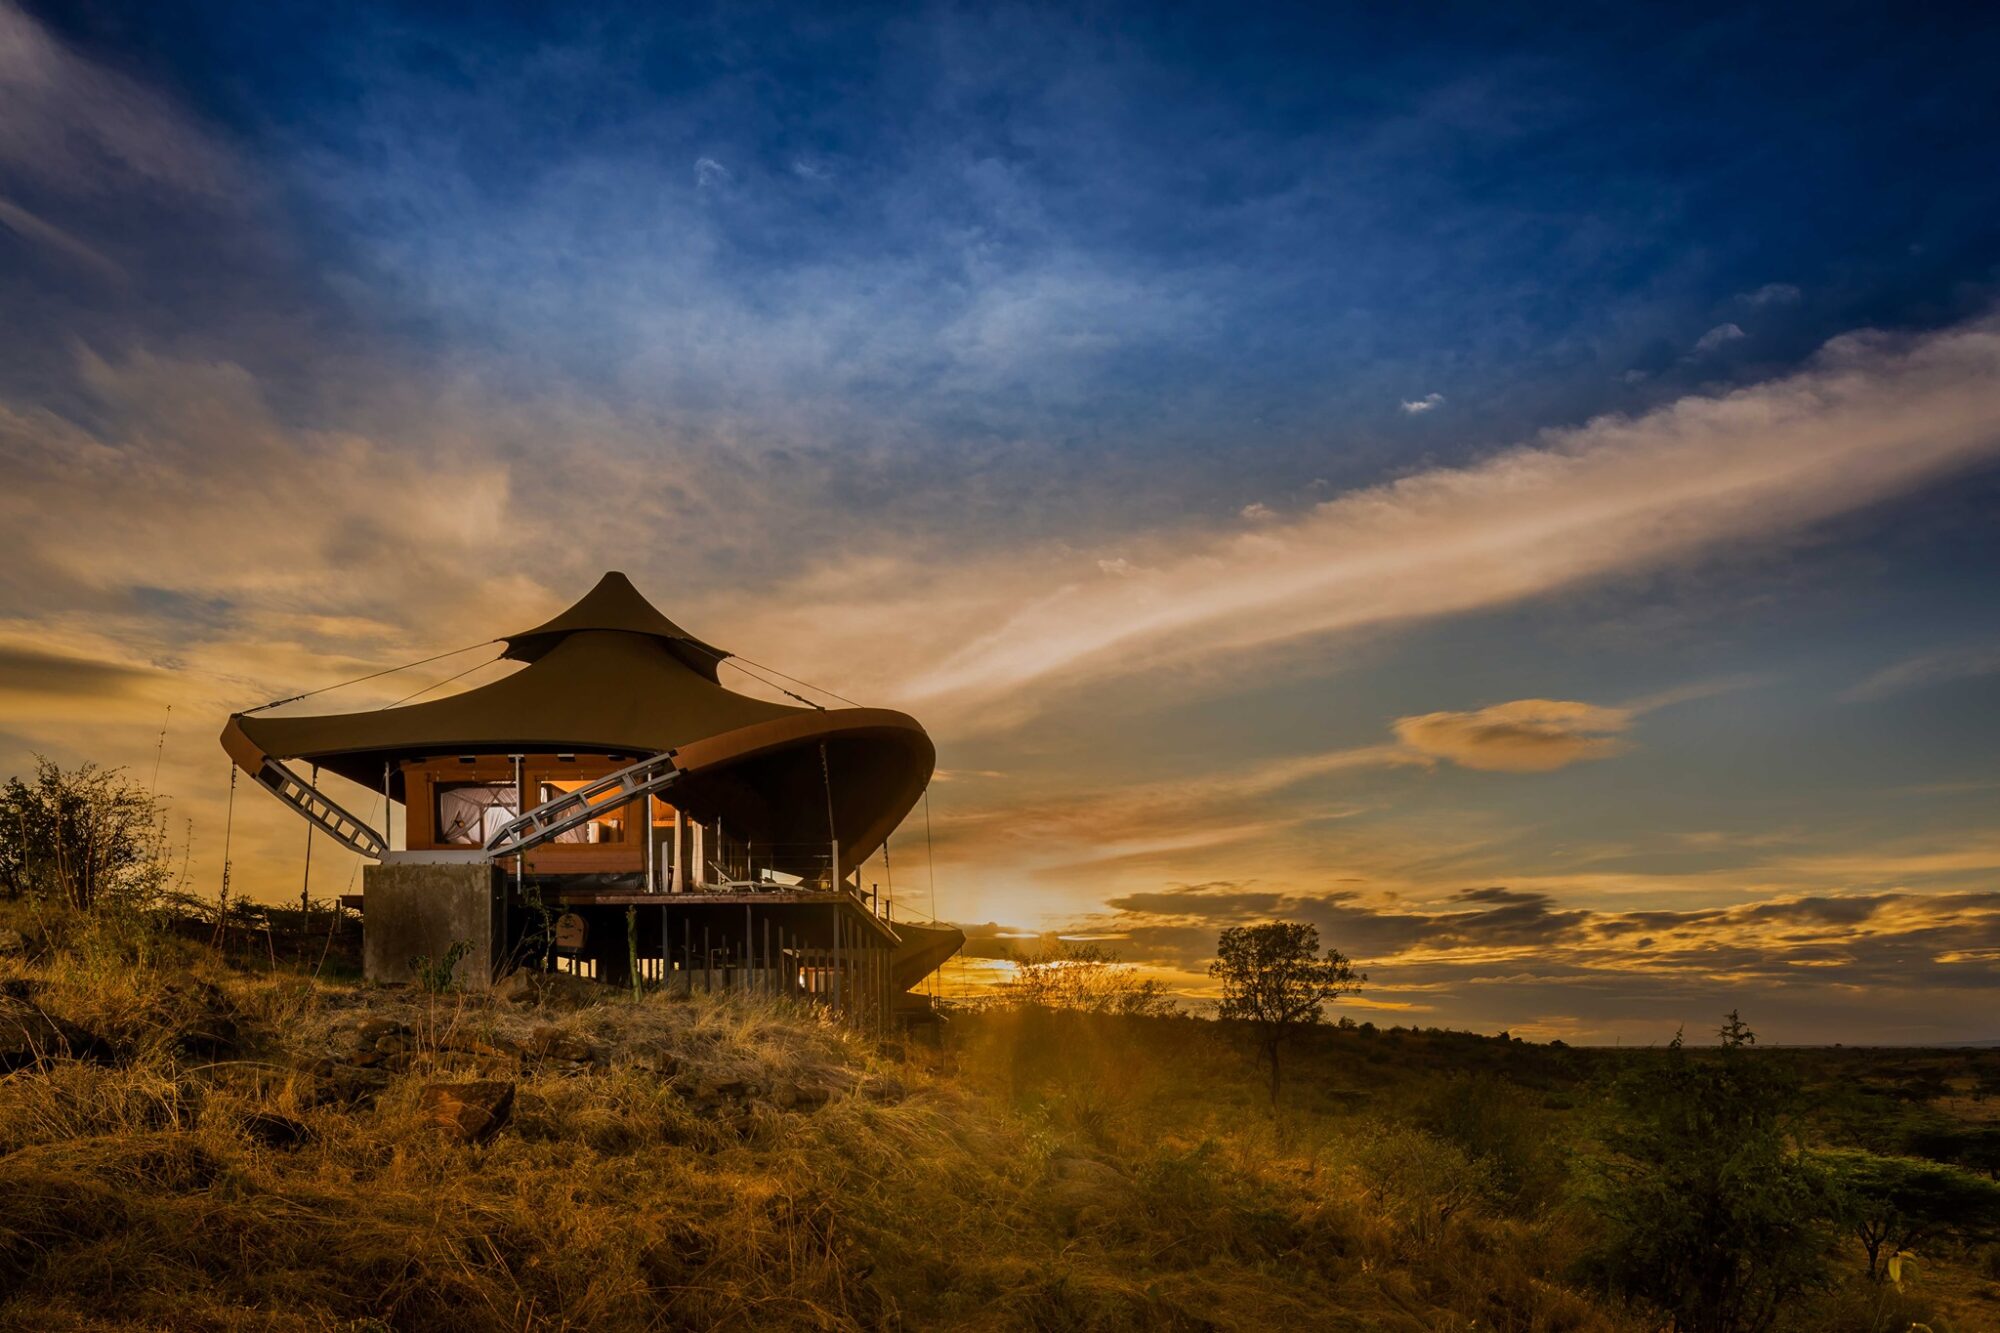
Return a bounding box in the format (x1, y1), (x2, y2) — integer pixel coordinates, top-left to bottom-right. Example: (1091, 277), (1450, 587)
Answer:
(539, 780), (628, 844)
(434, 782), (520, 846)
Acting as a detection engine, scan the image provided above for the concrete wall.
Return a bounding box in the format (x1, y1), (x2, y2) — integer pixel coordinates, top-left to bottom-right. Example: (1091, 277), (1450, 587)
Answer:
(361, 859), (503, 989)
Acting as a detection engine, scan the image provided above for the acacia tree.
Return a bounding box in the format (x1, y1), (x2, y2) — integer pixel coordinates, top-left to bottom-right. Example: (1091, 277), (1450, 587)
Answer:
(1812, 1148), (2000, 1282)
(1208, 921), (1364, 1107)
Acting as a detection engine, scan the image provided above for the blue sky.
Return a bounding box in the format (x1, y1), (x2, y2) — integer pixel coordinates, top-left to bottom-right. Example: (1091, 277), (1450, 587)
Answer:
(3, 1), (1998, 1040)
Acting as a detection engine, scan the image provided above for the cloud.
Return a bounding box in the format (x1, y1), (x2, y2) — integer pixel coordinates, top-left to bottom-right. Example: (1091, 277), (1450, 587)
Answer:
(1400, 392), (1444, 414)
(1239, 502), (1276, 522)
(1842, 642), (2000, 702)
(0, 196), (122, 278)
(878, 318), (2000, 719)
(1392, 699), (1631, 772)
(1742, 283), (1802, 307)
(0, 3), (235, 197)
(1692, 322), (1746, 355)
(694, 157), (731, 188)
(0, 642), (151, 695)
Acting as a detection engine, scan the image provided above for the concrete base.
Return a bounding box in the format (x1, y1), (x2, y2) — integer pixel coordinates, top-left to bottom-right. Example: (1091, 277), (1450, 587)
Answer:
(361, 860), (503, 989)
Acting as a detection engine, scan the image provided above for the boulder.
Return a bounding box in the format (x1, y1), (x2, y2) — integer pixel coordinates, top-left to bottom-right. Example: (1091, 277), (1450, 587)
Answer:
(418, 1080), (516, 1144)
(493, 969), (608, 1009)
(527, 1024), (602, 1064)
(0, 926), (28, 957)
(0, 995), (110, 1073)
(354, 1017), (409, 1047)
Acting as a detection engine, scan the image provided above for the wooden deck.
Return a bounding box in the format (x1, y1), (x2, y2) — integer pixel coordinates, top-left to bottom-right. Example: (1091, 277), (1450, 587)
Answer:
(547, 886), (901, 945)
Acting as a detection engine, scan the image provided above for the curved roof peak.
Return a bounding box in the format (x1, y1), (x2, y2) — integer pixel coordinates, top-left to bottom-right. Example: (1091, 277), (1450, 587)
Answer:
(501, 571), (729, 672)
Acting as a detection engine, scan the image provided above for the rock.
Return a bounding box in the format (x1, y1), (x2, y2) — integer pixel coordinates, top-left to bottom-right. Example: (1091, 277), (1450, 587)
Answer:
(419, 1080), (516, 1144)
(354, 1017), (409, 1046)
(439, 1031), (524, 1061)
(240, 1111), (312, 1149)
(0, 995), (111, 1073)
(688, 1076), (754, 1107)
(1050, 1155), (1130, 1188)
(307, 1062), (390, 1109)
(491, 970), (538, 1005)
(527, 1024), (601, 1064)
(494, 970), (608, 1009)
(0, 926), (28, 956)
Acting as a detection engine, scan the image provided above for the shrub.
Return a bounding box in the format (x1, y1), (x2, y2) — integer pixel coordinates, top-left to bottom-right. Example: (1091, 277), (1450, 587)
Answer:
(1585, 1012), (1831, 1333)
(1354, 1123), (1498, 1249)
(0, 759), (168, 914)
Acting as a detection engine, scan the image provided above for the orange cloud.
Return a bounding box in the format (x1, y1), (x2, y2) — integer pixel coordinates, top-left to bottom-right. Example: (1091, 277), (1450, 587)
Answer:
(1391, 699), (1631, 773)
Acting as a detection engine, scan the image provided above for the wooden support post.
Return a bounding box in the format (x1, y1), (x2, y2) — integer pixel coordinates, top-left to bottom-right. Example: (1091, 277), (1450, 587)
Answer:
(831, 905), (843, 1013)
(763, 916), (772, 997)
(673, 808), (687, 893)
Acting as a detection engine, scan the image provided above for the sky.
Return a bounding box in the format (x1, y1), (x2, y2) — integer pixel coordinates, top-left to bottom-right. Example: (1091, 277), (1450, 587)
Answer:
(3, 0), (1998, 1042)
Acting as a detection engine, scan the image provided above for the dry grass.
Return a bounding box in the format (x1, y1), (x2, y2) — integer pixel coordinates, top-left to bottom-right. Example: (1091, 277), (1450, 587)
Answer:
(0, 904), (1710, 1330)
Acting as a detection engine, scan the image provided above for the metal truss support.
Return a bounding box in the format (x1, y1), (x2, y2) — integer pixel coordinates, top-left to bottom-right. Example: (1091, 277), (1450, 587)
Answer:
(484, 750), (684, 860)
(252, 759), (389, 859)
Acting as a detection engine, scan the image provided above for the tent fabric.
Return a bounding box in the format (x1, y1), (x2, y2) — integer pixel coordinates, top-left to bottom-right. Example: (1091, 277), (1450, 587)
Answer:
(500, 570), (730, 677)
(221, 573), (935, 870)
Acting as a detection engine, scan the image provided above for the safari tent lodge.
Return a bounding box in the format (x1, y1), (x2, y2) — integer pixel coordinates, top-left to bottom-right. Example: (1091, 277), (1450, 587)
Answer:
(219, 573), (962, 1024)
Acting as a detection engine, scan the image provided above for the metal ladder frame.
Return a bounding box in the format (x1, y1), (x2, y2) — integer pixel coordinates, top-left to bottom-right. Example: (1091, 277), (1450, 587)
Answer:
(252, 758), (388, 859)
(483, 750), (684, 860)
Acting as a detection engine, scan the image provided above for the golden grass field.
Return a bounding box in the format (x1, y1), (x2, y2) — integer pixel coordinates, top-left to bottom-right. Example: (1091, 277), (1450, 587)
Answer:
(3, 899), (1999, 1332)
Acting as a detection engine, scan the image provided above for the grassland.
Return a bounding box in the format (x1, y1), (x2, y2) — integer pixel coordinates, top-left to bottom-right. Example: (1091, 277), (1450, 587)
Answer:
(3, 899), (1999, 1332)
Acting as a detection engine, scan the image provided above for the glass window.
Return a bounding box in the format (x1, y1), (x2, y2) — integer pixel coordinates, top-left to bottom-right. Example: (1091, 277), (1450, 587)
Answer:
(539, 780), (628, 844)
(433, 782), (520, 846)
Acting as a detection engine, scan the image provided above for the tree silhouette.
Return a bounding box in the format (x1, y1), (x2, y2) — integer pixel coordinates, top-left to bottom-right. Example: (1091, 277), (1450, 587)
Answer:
(1209, 921), (1364, 1107)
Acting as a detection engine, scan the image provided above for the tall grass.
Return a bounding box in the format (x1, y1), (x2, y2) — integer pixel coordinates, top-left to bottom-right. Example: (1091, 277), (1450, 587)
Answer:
(5, 900), (1992, 1329)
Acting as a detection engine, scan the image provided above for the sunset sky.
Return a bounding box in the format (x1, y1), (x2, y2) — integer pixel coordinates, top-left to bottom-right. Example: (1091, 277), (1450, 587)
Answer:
(4, 2), (1999, 1042)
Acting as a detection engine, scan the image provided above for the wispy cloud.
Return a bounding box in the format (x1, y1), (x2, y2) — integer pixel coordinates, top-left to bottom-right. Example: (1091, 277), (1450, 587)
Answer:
(0, 2), (235, 197)
(877, 319), (2000, 721)
(1692, 321), (1746, 355)
(1843, 642), (2000, 702)
(1401, 392), (1444, 414)
(1742, 282), (1802, 307)
(0, 196), (123, 279)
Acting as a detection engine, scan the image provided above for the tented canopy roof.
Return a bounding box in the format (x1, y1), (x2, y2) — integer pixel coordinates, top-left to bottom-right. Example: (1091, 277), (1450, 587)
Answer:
(220, 573), (933, 869)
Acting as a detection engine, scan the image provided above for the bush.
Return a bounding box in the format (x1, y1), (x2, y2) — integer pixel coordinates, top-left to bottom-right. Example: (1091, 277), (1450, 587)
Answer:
(1354, 1123), (1498, 1249)
(1585, 1013), (1831, 1333)
(0, 758), (168, 914)
(1416, 1072), (1568, 1215)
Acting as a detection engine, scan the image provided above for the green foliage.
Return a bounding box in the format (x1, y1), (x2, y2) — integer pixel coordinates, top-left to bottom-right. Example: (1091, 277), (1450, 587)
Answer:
(1588, 1012), (1832, 1333)
(1209, 920), (1364, 1106)
(1417, 1072), (1567, 1214)
(1004, 941), (1177, 1017)
(410, 939), (473, 993)
(1812, 1147), (2000, 1281)
(0, 758), (166, 913)
(1354, 1123), (1499, 1249)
